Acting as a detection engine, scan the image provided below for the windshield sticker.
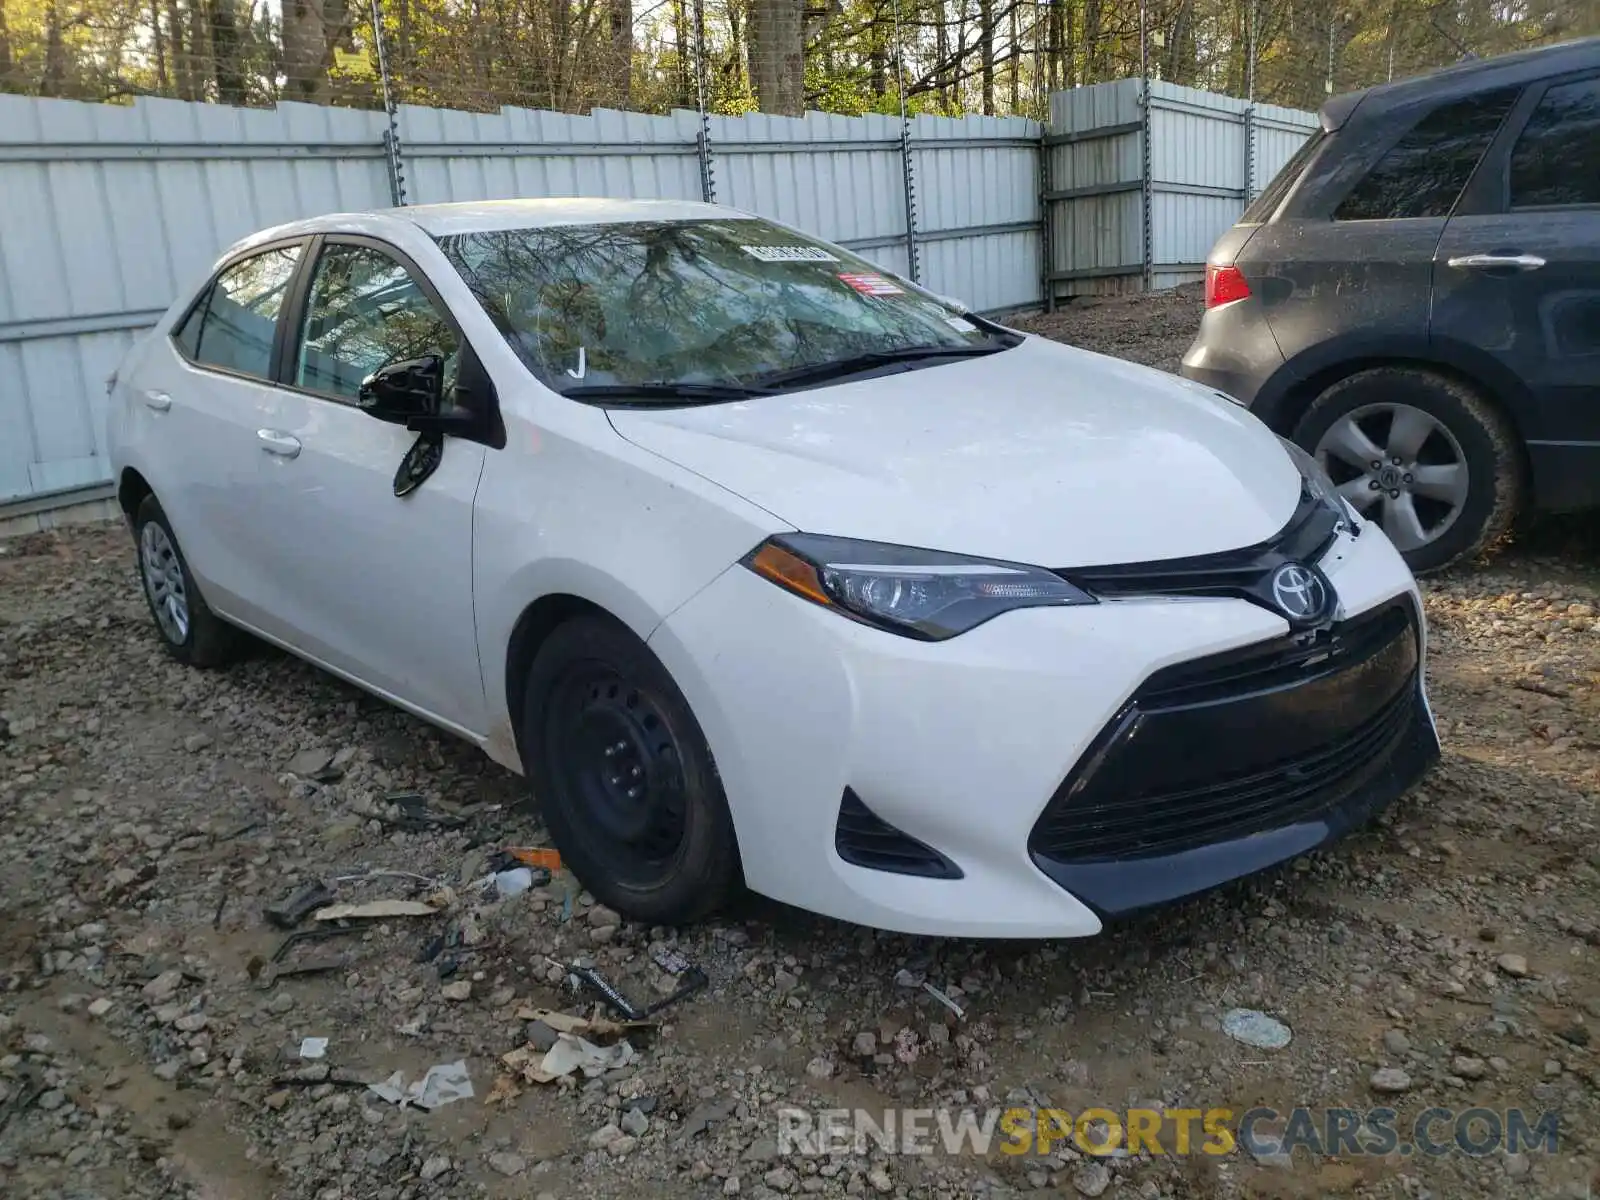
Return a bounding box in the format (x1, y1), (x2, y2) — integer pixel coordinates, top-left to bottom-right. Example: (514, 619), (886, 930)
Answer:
(838, 272), (904, 297)
(740, 245), (840, 263)
(945, 316), (978, 333)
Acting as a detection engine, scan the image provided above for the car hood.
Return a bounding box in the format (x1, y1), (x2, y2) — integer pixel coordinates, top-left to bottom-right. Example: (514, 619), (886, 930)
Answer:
(606, 336), (1302, 568)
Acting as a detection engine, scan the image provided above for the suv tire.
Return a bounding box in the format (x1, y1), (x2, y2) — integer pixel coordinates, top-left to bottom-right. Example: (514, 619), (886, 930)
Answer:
(1293, 367), (1524, 573)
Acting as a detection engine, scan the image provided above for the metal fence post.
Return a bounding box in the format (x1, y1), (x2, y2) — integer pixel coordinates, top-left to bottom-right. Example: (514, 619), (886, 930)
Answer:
(1138, 1), (1153, 291)
(692, 0), (715, 203)
(899, 124), (920, 283)
(370, 0), (406, 206)
(1038, 128), (1055, 313)
(1242, 103), (1256, 210)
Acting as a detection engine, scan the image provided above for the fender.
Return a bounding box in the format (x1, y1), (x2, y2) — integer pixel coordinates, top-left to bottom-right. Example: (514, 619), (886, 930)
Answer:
(1251, 328), (1536, 438)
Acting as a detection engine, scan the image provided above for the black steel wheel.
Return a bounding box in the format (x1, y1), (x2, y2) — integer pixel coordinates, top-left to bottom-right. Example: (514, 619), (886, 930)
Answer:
(521, 616), (739, 925)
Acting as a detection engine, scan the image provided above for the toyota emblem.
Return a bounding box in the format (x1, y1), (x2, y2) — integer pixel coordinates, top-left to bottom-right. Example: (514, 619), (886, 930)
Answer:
(1270, 563), (1329, 623)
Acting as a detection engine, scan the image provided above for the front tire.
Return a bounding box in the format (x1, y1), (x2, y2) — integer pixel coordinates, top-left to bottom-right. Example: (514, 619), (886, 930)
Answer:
(133, 494), (244, 667)
(521, 616), (740, 926)
(1292, 367), (1524, 573)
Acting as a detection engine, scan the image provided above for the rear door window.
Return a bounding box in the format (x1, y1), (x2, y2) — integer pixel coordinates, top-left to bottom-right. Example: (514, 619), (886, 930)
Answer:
(1509, 77), (1600, 209)
(1335, 89), (1520, 221)
(184, 245), (303, 380)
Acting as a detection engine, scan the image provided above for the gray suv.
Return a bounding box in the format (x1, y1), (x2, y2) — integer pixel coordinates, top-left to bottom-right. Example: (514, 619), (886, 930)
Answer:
(1182, 38), (1600, 572)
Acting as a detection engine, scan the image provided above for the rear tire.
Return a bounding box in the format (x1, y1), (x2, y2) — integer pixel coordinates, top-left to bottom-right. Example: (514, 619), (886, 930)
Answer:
(520, 616), (740, 926)
(133, 494), (245, 667)
(1292, 367), (1524, 574)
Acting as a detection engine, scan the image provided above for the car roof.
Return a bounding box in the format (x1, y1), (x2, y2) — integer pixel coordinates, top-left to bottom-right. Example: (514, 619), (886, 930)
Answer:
(232, 197), (746, 255)
(1322, 35), (1600, 131)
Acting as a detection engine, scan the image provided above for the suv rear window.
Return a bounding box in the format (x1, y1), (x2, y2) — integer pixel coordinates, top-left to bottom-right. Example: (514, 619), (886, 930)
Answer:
(1240, 130), (1327, 224)
(1335, 88), (1519, 221)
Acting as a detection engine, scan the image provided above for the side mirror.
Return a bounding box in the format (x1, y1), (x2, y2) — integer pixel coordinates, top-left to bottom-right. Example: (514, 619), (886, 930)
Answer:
(358, 355), (444, 422)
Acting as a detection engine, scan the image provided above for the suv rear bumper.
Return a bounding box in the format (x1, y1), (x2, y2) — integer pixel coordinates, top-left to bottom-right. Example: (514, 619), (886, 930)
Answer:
(1180, 297), (1287, 408)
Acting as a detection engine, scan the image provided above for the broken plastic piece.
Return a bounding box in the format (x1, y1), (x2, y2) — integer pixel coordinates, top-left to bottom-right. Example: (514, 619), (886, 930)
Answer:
(265, 882), (336, 930)
(550, 959), (707, 1021)
(367, 1060), (474, 1110)
(299, 1037), (328, 1060)
(313, 899), (438, 921)
(378, 792), (466, 832)
(922, 983), (965, 1020)
(504, 846), (563, 871)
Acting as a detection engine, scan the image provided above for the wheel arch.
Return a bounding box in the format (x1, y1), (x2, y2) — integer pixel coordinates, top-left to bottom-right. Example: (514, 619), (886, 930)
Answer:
(116, 466), (154, 520)
(1259, 333), (1534, 455)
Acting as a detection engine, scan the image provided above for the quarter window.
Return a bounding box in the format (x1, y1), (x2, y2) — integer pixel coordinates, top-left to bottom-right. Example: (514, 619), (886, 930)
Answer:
(186, 245), (302, 379)
(295, 244), (459, 400)
(1510, 78), (1600, 208)
(1335, 89), (1519, 221)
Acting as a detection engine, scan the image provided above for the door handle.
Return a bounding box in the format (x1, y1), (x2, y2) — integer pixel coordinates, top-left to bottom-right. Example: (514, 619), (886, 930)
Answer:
(1447, 253), (1546, 271)
(257, 429), (302, 459)
(142, 390), (172, 412)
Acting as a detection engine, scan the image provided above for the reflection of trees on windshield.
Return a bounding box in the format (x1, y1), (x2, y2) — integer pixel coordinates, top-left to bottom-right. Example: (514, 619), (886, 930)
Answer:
(438, 219), (980, 390)
(297, 247), (459, 398)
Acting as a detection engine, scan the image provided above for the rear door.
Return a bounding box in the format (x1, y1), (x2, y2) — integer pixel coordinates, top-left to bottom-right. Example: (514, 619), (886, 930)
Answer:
(133, 240), (308, 625)
(1433, 71), (1600, 511)
(1248, 88), (1522, 372)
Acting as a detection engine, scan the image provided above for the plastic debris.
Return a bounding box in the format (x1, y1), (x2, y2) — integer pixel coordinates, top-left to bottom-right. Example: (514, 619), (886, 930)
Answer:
(651, 945), (692, 976)
(504, 846), (563, 871)
(494, 868), (534, 898)
(922, 983), (965, 1020)
(299, 1037), (328, 1060)
(511, 1007), (653, 1038)
(313, 899), (439, 922)
(1221, 1009), (1292, 1050)
(548, 958), (707, 1021)
(265, 882), (337, 930)
(367, 1060), (474, 1110)
(378, 792), (467, 832)
(503, 1034), (636, 1084)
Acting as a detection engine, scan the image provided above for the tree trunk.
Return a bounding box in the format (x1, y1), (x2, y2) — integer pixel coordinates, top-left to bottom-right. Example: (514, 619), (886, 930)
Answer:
(867, 0), (885, 99)
(1007, 0), (1018, 112)
(608, 0), (631, 108)
(42, 0), (67, 96)
(978, 0), (992, 115)
(674, 0), (691, 106)
(748, 0), (803, 113)
(207, 0), (246, 103)
(935, 0), (949, 109)
(0, 0), (15, 89)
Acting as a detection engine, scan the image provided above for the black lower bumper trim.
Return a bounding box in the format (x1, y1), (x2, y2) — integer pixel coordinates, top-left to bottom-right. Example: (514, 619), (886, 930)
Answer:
(1031, 681), (1438, 917)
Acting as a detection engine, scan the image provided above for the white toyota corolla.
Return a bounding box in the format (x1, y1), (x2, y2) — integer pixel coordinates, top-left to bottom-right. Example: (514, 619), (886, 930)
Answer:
(107, 197), (1439, 938)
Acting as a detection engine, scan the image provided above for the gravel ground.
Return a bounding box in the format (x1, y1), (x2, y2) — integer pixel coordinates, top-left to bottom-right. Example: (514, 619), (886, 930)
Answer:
(3, 291), (1599, 1200)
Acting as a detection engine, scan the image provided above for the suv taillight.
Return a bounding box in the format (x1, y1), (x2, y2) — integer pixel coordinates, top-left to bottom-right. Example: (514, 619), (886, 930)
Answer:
(1205, 264), (1251, 309)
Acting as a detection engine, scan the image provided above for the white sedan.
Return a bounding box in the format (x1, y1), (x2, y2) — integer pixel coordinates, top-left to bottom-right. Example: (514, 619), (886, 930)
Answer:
(106, 198), (1439, 938)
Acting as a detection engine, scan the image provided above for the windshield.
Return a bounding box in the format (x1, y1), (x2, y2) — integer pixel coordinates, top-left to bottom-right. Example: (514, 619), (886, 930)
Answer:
(435, 218), (1015, 401)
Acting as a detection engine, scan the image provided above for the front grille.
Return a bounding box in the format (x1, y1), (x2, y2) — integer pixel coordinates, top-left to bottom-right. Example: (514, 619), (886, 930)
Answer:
(1058, 484), (1346, 625)
(835, 789), (963, 879)
(1029, 599), (1421, 864)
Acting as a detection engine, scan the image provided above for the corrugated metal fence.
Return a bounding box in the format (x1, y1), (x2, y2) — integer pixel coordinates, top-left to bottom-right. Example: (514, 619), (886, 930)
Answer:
(0, 94), (1039, 510)
(0, 82), (1315, 515)
(1044, 79), (1318, 298)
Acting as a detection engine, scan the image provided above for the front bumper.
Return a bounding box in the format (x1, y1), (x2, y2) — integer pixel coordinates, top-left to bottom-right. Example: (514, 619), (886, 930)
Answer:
(648, 520), (1436, 938)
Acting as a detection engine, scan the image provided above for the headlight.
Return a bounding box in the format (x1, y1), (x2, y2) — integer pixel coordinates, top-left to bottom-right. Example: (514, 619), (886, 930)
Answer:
(1277, 435), (1353, 519)
(742, 533), (1096, 640)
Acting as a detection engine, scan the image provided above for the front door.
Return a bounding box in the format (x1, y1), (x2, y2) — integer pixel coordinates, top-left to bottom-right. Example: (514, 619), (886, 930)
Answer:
(1433, 70), (1600, 512)
(246, 237), (490, 735)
